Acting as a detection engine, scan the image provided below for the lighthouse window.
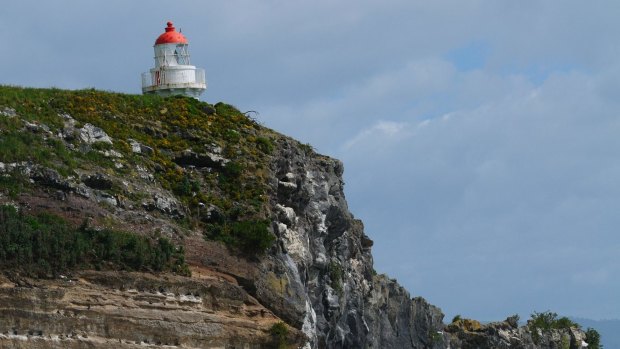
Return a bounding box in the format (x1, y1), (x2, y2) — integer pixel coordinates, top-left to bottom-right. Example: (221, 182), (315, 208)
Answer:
(175, 44), (190, 65)
(174, 49), (180, 64)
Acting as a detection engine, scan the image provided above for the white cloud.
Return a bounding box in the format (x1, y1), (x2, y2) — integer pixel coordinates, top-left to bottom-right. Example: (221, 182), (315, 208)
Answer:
(343, 120), (409, 150)
(2, 0), (620, 321)
(339, 64), (620, 319)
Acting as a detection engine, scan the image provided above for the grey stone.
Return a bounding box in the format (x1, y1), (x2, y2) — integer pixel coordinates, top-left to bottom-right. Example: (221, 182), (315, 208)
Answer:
(0, 107), (17, 117)
(101, 149), (123, 158)
(74, 183), (91, 198)
(79, 123), (113, 144)
(128, 139), (154, 155)
(95, 191), (117, 207)
(172, 149), (229, 168)
(24, 121), (50, 133)
(143, 193), (185, 218)
(129, 139), (142, 153)
(31, 167), (73, 191)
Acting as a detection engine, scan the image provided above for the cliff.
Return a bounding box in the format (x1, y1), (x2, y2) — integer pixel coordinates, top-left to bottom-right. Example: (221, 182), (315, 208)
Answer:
(0, 86), (593, 348)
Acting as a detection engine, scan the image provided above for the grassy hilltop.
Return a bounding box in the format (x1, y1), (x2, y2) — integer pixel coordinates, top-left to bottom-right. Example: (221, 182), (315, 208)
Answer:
(0, 85), (283, 276)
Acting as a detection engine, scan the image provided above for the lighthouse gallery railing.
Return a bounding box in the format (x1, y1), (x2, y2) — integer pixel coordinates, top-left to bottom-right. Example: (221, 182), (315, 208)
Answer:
(141, 68), (206, 89)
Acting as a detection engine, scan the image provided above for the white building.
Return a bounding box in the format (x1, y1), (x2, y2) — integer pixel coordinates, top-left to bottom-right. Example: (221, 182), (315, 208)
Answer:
(141, 21), (206, 98)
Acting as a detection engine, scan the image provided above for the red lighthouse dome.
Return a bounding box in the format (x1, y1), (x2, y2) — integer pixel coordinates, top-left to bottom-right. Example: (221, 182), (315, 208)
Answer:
(155, 21), (188, 45)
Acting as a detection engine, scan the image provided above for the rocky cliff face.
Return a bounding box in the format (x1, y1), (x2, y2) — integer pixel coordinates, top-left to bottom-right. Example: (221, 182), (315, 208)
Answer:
(262, 138), (445, 348)
(257, 136), (589, 349)
(0, 87), (591, 348)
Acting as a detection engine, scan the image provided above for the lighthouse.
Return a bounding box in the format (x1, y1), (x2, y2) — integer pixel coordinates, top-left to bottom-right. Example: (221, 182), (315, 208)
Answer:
(141, 21), (206, 99)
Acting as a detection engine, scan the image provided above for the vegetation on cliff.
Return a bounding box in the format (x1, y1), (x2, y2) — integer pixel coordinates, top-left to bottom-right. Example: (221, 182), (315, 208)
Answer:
(0, 85), (277, 255)
(0, 84), (307, 347)
(269, 322), (290, 349)
(0, 205), (189, 277)
(585, 327), (603, 349)
(527, 311), (581, 345)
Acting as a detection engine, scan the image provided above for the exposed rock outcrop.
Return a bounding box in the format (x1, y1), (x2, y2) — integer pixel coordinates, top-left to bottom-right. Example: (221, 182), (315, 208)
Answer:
(172, 149), (229, 169)
(0, 87), (591, 349)
(78, 123), (113, 145)
(444, 317), (588, 349)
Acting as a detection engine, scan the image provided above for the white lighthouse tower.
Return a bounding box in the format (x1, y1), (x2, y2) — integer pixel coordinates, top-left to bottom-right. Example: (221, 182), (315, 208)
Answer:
(141, 21), (206, 98)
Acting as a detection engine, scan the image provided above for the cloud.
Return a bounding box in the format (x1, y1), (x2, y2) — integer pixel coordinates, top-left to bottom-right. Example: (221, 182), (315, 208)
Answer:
(343, 120), (409, 150)
(337, 63), (620, 319)
(2, 0), (620, 321)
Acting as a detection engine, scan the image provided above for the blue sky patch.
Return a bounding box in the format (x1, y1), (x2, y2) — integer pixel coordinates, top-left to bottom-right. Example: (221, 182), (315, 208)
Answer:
(445, 41), (491, 71)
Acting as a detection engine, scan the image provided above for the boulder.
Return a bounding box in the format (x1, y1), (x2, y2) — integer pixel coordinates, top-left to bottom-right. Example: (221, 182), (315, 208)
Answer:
(0, 107), (17, 117)
(79, 123), (113, 144)
(128, 139), (154, 155)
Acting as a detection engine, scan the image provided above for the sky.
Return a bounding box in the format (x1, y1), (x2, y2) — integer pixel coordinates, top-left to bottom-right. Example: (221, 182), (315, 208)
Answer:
(2, 0), (620, 322)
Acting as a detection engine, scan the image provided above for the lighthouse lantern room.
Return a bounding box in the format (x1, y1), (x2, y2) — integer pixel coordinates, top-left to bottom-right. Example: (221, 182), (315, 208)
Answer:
(141, 21), (206, 98)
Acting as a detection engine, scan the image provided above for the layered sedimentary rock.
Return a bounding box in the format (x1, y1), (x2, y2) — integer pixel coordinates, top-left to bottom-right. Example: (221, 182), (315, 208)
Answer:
(0, 270), (291, 348)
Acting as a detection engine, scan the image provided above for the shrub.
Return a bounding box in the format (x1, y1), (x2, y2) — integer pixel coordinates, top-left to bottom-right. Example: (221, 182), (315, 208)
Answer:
(0, 171), (29, 199)
(255, 137), (274, 154)
(269, 322), (289, 349)
(172, 175), (200, 197)
(230, 220), (274, 255)
(529, 311), (579, 330)
(561, 334), (570, 349)
(214, 102), (241, 116)
(0, 205), (190, 277)
(224, 129), (240, 143)
(299, 143), (313, 154)
(528, 311), (581, 344)
(585, 328), (602, 349)
(205, 219), (275, 256)
(555, 316), (580, 329)
(329, 262), (344, 295)
(220, 161), (243, 182)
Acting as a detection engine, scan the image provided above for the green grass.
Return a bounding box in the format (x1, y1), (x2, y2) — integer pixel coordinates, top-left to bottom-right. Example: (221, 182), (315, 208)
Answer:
(255, 136), (274, 154)
(0, 85), (277, 255)
(0, 131), (76, 173)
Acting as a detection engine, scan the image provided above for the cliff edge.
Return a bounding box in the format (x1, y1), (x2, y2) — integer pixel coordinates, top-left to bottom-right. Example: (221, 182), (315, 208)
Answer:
(0, 86), (593, 348)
